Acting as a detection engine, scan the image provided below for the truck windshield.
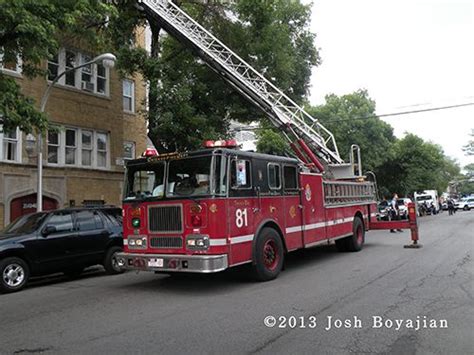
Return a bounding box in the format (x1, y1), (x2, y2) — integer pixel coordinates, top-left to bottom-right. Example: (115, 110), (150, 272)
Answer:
(167, 155), (226, 197)
(124, 162), (165, 200)
(124, 155), (227, 200)
(166, 156), (212, 197)
(416, 195), (431, 202)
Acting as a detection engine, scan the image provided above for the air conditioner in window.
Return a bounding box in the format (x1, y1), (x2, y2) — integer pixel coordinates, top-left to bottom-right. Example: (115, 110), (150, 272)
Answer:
(81, 81), (94, 92)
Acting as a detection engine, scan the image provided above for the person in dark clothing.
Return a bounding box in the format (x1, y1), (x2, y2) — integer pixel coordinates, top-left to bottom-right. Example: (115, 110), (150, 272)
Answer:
(390, 193), (403, 233)
(447, 198), (455, 216)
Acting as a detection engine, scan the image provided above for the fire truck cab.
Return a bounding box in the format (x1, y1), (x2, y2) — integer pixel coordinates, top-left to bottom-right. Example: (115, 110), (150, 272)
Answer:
(117, 147), (377, 280)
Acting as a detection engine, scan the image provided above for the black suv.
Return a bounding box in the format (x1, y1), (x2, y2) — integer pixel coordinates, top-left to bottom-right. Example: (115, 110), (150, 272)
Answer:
(0, 207), (124, 293)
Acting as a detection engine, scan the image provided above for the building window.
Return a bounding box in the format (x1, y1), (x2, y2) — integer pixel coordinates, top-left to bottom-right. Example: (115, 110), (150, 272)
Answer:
(81, 130), (93, 166)
(47, 48), (110, 96)
(47, 128), (108, 169)
(47, 131), (60, 164)
(97, 63), (107, 94)
(123, 79), (135, 112)
(80, 53), (94, 92)
(65, 129), (77, 165)
(0, 128), (21, 162)
(123, 141), (135, 160)
(65, 50), (77, 87)
(0, 49), (22, 74)
(47, 53), (59, 81)
(96, 133), (107, 168)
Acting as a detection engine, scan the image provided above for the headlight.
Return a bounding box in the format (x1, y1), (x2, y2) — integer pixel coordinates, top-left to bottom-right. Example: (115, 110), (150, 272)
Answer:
(128, 236), (147, 249)
(186, 235), (209, 251)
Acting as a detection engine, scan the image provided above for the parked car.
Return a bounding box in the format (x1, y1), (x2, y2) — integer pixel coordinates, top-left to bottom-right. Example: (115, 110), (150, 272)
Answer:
(0, 207), (124, 293)
(377, 200), (390, 220)
(397, 198), (412, 219)
(455, 197), (474, 211)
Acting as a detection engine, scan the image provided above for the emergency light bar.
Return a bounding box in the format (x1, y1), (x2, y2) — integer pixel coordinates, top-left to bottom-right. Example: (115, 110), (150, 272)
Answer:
(203, 139), (238, 148)
(142, 148), (159, 157)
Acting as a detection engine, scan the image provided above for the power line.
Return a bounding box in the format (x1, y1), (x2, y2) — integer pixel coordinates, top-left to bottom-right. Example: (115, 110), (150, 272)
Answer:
(358, 102), (474, 121)
(327, 102), (474, 123)
(230, 102), (474, 131)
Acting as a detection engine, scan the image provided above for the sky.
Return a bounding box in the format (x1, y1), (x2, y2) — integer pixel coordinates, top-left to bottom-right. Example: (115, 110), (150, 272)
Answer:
(305, 0), (474, 168)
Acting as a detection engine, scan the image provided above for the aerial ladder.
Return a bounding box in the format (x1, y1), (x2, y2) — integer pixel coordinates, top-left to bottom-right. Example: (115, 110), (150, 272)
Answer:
(137, 0), (362, 179)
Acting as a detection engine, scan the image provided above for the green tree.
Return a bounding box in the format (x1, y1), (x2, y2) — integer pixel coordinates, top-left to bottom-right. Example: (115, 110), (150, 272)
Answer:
(307, 90), (396, 172)
(0, 0), (114, 133)
(110, 0), (319, 152)
(457, 163), (474, 195)
(464, 163), (474, 177)
(377, 134), (459, 196)
(462, 130), (474, 155)
(256, 128), (291, 156)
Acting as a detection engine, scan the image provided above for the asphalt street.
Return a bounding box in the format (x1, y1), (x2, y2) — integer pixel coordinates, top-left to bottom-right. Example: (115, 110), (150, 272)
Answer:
(1, 211), (472, 355)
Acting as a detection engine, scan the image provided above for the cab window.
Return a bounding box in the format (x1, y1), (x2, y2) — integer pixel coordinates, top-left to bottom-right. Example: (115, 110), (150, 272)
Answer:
(268, 163), (281, 190)
(231, 159), (252, 189)
(283, 165), (298, 190)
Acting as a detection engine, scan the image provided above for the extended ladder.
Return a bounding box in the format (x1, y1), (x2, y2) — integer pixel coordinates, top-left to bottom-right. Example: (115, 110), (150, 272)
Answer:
(139, 0), (344, 166)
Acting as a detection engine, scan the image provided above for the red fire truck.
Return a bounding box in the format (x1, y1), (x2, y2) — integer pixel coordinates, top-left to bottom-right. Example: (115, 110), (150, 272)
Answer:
(116, 0), (420, 280)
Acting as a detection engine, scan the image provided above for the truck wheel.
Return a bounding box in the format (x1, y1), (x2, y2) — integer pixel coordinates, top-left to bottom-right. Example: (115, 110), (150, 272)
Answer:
(335, 217), (364, 252)
(103, 246), (125, 275)
(0, 257), (29, 293)
(252, 228), (284, 281)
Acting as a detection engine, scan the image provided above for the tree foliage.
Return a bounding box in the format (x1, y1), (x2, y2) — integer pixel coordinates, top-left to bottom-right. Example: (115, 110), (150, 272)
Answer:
(111, 0), (319, 152)
(307, 90), (396, 172)
(376, 134), (459, 197)
(256, 128), (291, 156)
(456, 163), (474, 196)
(0, 0), (114, 133)
(462, 130), (474, 156)
(301, 91), (462, 197)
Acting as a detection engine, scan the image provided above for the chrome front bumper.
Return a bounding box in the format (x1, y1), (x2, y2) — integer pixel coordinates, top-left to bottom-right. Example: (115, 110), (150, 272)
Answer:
(116, 252), (228, 273)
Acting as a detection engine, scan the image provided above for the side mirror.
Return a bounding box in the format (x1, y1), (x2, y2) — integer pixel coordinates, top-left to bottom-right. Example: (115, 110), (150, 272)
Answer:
(42, 225), (57, 237)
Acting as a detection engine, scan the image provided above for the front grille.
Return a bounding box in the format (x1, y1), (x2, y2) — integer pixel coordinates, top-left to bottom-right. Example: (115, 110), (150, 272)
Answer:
(150, 236), (183, 249)
(149, 205), (182, 233)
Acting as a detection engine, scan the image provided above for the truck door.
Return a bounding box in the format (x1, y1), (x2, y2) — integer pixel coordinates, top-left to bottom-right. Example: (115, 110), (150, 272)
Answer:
(228, 157), (255, 265)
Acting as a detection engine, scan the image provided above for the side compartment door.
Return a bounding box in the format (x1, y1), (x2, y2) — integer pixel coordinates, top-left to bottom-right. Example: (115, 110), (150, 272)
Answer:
(300, 174), (326, 245)
(283, 165), (304, 250)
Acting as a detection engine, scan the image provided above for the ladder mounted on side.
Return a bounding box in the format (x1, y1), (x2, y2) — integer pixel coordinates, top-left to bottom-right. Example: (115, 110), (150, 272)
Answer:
(138, 0), (361, 178)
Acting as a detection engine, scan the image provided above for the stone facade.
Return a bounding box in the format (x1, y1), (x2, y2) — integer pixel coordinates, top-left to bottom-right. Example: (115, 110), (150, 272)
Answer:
(0, 35), (147, 227)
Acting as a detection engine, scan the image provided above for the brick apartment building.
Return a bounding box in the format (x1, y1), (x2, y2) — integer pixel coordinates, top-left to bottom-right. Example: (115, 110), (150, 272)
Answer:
(0, 36), (148, 228)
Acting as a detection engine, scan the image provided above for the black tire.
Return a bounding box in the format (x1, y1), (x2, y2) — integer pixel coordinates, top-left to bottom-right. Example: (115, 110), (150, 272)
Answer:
(103, 246), (124, 275)
(252, 228), (284, 281)
(463, 206), (469, 211)
(63, 267), (84, 279)
(335, 217), (365, 252)
(0, 257), (29, 293)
